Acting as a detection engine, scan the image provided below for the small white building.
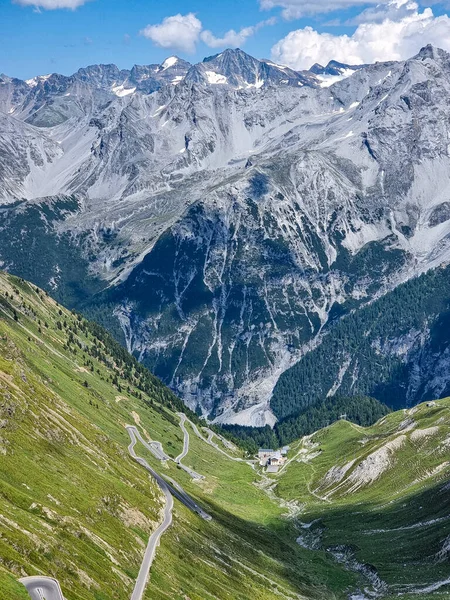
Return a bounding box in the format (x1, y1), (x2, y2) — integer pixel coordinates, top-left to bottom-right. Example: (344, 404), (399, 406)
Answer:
(258, 449), (286, 470)
(258, 449), (274, 466)
(268, 451), (283, 466)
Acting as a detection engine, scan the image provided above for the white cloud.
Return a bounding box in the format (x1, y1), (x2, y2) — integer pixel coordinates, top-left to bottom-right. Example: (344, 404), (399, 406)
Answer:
(350, 0), (425, 23)
(200, 18), (276, 48)
(14, 0), (89, 8)
(140, 13), (274, 53)
(140, 13), (202, 54)
(260, 0), (392, 19)
(271, 1), (450, 69)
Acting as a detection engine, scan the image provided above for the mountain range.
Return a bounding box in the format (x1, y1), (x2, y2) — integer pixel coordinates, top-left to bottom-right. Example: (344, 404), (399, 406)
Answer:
(2, 44), (450, 432)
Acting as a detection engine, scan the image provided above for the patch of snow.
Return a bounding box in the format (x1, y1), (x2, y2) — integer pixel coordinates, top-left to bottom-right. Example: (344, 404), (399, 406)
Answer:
(161, 56), (178, 71)
(264, 60), (288, 70)
(316, 69), (355, 88)
(111, 84), (136, 97)
(171, 75), (184, 85)
(151, 105), (167, 117)
(204, 71), (228, 85)
(255, 77), (264, 89)
(376, 70), (392, 85)
(25, 74), (51, 87)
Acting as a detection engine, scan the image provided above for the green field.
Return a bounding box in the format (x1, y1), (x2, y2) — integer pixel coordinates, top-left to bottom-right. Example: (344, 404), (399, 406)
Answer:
(1, 271), (449, 599)
(0, 272), (353, 599)
(274, 404), (450, 598)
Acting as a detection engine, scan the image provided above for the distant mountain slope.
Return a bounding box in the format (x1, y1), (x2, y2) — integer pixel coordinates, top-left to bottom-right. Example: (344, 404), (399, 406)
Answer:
(275, 399), (450, 598)
(3, 46), (450, 426)
(272, 263), (450, 421)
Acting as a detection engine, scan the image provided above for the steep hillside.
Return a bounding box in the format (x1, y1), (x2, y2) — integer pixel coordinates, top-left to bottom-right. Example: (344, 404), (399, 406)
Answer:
(1, 272), (449, 599)
(0, 272), (358, 600)
(4, 46), (450, 424)
(274, 400), (450, 598)
(272, 263), (450, 420)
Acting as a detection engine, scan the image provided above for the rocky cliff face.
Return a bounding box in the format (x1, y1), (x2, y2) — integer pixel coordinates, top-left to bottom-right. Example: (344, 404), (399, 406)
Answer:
(2, 46), (450, 425)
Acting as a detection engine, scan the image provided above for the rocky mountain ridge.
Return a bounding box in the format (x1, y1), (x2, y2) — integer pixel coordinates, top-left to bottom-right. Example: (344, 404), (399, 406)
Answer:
(2, 45), (450, 426)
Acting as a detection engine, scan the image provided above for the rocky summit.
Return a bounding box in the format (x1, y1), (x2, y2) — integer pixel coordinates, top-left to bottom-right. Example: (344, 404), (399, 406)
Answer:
(2, 45), (450, 427)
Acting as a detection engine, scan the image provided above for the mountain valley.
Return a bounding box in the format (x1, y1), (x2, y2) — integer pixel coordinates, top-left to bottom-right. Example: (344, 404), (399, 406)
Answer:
(1, 272), (449, 599)
(4, 45), (450, 428)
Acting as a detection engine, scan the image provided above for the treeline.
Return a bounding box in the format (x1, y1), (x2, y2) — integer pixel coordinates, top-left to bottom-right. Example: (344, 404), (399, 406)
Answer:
(271, 264), (450, 420)
(222, 395), (390, 452)
(82, 318), (201, 421)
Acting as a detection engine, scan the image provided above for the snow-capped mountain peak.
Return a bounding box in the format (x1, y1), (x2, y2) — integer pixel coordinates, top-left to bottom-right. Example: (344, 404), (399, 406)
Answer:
(184, 47), (316, 89)
(160, 56), (179, 71)
(3, 45), (450, 425)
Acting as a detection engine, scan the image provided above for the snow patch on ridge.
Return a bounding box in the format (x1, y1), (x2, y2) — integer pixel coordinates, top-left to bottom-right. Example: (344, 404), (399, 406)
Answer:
(316, 69), (355, 88)
(204, 71), (228, 85)
(161, 56), (178, 71)
(111, 84), (136, 97)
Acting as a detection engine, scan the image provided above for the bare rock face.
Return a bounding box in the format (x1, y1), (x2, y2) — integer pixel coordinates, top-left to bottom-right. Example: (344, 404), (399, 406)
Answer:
(3, 46), (450, 424)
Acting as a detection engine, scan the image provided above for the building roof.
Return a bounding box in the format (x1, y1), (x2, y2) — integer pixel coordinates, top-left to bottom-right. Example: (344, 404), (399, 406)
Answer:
(258, 449), (274, 453)
(266, 465), (279, 473)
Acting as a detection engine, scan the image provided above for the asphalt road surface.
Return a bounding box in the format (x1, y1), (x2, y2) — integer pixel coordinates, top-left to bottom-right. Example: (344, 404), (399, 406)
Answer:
(20, 420), (212, 600)
(126, 425), (211, 600)
(130, 426), (170, 462)
(127, 427), (174, 600)
(175, 413), (204, 480)
(187, 418), (255, 465)
(19, 576), (65, 600)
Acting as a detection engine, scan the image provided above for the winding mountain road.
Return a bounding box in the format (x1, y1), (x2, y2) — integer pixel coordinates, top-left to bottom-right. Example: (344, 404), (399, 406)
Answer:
(126, 424), (211, 600)
(127, 427), (174, 600)
(19, 416), (217, 600)
(185, 416), (255, 466)
(128, 425), (170, 462)
(19, 576), (65, 600)
(175, 413), (190, 463)
(175, 413), (204, 480)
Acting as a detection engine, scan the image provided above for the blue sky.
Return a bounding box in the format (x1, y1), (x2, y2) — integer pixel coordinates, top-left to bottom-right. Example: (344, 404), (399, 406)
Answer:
(2, 0), (450, 78)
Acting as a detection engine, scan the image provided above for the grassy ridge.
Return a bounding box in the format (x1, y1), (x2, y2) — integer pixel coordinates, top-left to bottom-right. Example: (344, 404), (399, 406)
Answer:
(2, 271), (449, 599)
(274, 401), (450, 598)
(0, 272), (357, 600)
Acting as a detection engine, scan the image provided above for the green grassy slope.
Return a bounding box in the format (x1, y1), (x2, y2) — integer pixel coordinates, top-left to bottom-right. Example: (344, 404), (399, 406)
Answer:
(0, 272), (357, 600)
(2, 271), (449, 600)
(274, 402), (450, 598)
